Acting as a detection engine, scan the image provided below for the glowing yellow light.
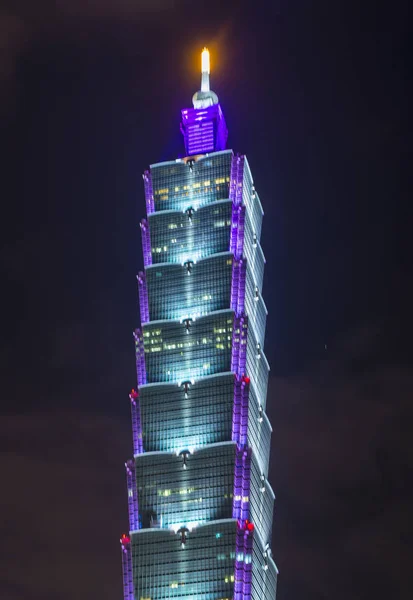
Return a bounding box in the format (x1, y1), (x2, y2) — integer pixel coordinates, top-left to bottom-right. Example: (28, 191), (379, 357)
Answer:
(202, 47), (210, 74)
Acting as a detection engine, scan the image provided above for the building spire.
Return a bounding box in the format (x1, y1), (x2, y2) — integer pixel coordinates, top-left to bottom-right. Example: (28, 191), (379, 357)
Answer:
(181, 46), (228, 155)
(193, 47), (218, 109)
(201, 47), (210, 92)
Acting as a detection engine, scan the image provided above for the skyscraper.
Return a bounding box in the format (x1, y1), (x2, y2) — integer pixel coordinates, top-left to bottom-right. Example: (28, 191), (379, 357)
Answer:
(120, 48), (278, 600)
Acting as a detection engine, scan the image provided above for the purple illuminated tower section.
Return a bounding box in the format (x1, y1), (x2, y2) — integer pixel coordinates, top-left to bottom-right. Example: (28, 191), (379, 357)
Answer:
(181, 48), (228, 155)
(120, 48), (278, 600)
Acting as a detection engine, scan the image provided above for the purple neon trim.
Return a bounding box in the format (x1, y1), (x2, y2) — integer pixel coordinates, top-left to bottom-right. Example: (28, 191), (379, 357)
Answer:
(231, 259), (247, 317)
(237, 260), (247, 315)
(235, 206), (246, 260)
(229, 154), (245, 208)
(143, 170), (154, 215)
(130, 394), (144, 455)
(125, 459), (139, 530)
(232, 377), (250, 446)
(120, 538), (134, 600)
(140, 219), (152, 268)
(232, 446), (251, 520)
(230, 260), (240, 313)
(234, 526), (244, 600)
(133, 329), (147, 386)
(234, 522), (254, 600)
(243, 526), (254, 599)
(230, 204), (246, 261)
(230, 204), (240, 255)
(232, 447), (243, 518)
(231, 316), (241, 374)
(240, 448), (251, 521)
(232, 379), (242, 443)
(137, 271), (150, 324)
(231, 315), (248, 376)
(239, 379), (249, 446)
(238, 316), (248, 375)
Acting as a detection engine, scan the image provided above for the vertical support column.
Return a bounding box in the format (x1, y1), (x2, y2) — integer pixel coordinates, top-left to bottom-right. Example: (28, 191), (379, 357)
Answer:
(235, 205), (246, 260)
(133, 329), (147, 386)
(232, 315), (248, 376)
(242, 524), (254, 600)
(233, 447), (251, 521)
(120, 535), (134, 600)
(230, 205), (246, 260)
(239, 376), (250, 447)
(232, 378), (242, 443)
(231, 316), (241, 374)
(230, 154), (245, 208)
(140, 219), (152, 267)
(137, 271), (150, 324)
(125, 459), (139, 531)
(237, 259), (247, 315)
(230, 204), (240, 255)
(129, 389), (143, 455)
(231, 259), (247, 317)
(232, 376), (250, 446)
(234, 520), (254, 600)
(234, 525), (245, 600)
(232, 448), (243, 519)
(240, 448), (252, 521)
(238, 316), (248, 376)
(143, 170), (154, 215)
(231, 259), (240, 313)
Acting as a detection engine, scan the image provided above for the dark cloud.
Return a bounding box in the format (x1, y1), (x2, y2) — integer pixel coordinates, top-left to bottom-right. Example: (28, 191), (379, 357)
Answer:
(0, 412), (130, 600)
(0, 0), (183, 115)
(270, 327), (413, 599)
(56, 0), (178, 20)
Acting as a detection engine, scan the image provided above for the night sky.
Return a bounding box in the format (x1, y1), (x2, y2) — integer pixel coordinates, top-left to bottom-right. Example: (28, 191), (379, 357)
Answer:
(1, 0), (412, 598)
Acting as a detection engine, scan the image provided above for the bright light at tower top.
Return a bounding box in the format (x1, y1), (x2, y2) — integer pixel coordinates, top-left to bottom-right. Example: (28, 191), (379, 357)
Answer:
(202, 47), (210, 74)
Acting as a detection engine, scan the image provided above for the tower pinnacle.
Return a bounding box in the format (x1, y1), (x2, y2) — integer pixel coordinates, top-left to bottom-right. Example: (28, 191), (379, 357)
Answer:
(193, 47), (218, 108)
(181, 46), (228, 155)
(201, 47), (210, 92)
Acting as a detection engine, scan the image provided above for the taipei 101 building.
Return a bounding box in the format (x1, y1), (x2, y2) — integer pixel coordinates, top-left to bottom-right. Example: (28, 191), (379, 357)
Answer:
(120, 49), (278, 600)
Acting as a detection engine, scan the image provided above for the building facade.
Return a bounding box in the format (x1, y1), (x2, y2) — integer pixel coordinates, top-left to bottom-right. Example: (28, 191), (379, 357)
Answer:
(121, 49), (278, 600)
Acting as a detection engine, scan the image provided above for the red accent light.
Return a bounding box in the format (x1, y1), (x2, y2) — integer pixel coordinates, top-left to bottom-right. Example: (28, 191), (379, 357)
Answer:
(242, 376), (250, 384)
(130, 389), (138, 399)
(121, 534), (131, 544)
(247, 522), (254, 531)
